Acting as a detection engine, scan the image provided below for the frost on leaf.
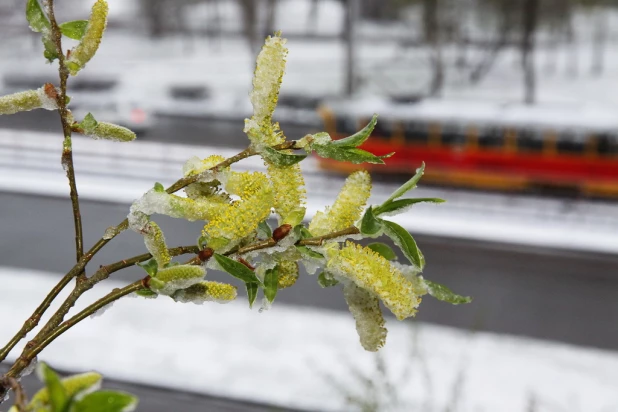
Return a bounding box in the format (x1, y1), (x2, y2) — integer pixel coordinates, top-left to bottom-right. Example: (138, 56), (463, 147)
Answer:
(149, 265), (206, 296)
(0, 86), (58, 115)
(328, 242), (421, 320)
(343, 282), (387, 352)
(65, 0), (108, 76)
(309, 170), (371, 236)
(172, 281), (237, 304)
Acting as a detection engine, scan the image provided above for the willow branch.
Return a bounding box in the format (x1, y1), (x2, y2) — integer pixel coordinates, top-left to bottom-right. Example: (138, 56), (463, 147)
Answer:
(47, 0), (85, 282)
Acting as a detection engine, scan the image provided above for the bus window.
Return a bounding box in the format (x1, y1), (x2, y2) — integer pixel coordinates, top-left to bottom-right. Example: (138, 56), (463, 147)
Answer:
(441, 123), (466, 146)
(478, 127), (504, 149)
(404, 121), (427, 143)
(517, 128), (543, 152)
(335, 116), (358, 135)
(556, 133), (585, 155)
(597, 134), (618, 157)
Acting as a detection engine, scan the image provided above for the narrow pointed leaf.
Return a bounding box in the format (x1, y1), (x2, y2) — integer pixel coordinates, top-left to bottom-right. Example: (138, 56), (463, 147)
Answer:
(264, 267), (278, 303)
(246, 282), (258, 308)
(257, 220), (272, 239)
(37, 363), (68, 412)
(261, 146), (307, 166)
(375, 197), (445, 216)
(296, 245), (324, 259)
(381, 220), (425, 270)
(331, 114), (378, 147)
(314, 144), (389, 165)
(26, 0), (50, 32)
(359, 206), (383, 236)
(71, 391), (138, 412)
(59, 20), (88, 40)
(367, 243), (397, 260)
(214, 254), (260, 284)
(384, 162), (425, 204)
(425, 280), (472, 305)
(136, 259), (158, 277)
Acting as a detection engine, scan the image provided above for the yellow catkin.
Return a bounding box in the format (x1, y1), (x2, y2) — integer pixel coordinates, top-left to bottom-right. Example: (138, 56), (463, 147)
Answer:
(267, 162), (306, 226)
(29, 372), (102, 408)
(244, 34), (288, 146)
(183, 155), (227, 177)
(328, 242), (421, 320)
(202, 172), (273, 249)
(144, 221), (170, 267)
(65, 0), (108, 75)
(150, 265), (206, 296)
(309, 170), (371, 236)
(277, 261), (299, 289)
(343, 282), (387, 352)
(173, 281), (237, 304)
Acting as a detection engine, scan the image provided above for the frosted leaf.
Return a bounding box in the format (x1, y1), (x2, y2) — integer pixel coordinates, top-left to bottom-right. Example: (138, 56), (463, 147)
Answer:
(343, 282), (387, 352)
(89, 301), (114, 319)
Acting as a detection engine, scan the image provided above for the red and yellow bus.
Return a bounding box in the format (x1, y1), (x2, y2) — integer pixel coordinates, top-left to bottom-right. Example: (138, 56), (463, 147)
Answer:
(317, 99), (618, 197)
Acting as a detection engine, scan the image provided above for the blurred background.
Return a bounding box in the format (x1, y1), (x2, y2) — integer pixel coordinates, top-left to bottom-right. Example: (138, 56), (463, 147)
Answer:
(1, 0), (618, 411)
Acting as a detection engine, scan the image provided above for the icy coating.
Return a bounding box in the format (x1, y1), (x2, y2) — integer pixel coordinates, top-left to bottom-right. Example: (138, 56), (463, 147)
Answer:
(149, 265), (206, 296)
(172, 281), (237, 304)
(328, 241), (421, 320)
(65, 0), (108, 75)
(89, 301), (114, 319)
(0, 86), (58, 115)
(309, 170), (371, 236)
(343, 282), (387, 352)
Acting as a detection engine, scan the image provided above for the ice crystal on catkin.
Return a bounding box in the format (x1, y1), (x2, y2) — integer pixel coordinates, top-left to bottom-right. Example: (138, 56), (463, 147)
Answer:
(343, 282), (387, 352)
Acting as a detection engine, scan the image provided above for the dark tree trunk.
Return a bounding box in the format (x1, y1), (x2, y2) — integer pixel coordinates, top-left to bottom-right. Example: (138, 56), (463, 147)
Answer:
(521, 0), (538, 105)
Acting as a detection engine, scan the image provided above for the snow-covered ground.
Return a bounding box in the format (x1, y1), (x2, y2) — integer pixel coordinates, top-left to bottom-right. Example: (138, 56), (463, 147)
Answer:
(1, 267), (617, 412)
(0, 129), (617, 254)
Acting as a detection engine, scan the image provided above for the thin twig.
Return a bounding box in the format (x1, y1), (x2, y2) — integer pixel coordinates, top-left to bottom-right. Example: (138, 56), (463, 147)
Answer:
(0, 377), (27, 411)
(47, 0), (86, 282)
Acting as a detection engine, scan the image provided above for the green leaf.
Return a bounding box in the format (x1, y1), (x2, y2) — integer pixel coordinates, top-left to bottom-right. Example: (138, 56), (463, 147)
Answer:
(264, 267), (278, 303)
(293, 225), (313, 240)
(425, 280), (472, 305)
(313, 145), (391, 165)
(153, 182), (165, 192)
(257, 220), (272, 239)
(71, 390), (138, 412)
(37, 363), (68, 412)
(296, 245), (324, 260)
(26, 0), (50, 32)
(384, 162), (425, 204)
(59, 20), (88, 40)
(245, 282), (258, 308)
(136, 258), (158, 277)
(367, 243), (397, 260)
(381, 220), (425, 270)
(359, 206), (383, 236)
(214, 254), (260, 284)
(135, 289), (158, 298)
(318, 272), (339, 288)
(261, 146), (307, 166)
(197, 235), (208, 249)
(375, 197), (445, 216)
(331, 114), (378, 147)
(79, 113), (98, 134)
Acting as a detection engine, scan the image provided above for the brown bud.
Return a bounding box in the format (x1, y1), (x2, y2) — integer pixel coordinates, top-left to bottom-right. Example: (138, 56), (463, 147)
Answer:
(272, 224), (292, 242)
(43, 83), (58, 100)
(237, 257), (255, 271)
(198, 247), (214, 262)
(141, 275), (151, 289)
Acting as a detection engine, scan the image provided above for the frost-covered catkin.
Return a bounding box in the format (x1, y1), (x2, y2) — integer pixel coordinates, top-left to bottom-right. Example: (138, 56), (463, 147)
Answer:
(87, 122), (136, 142)
(65, 0), (108, 76)
(172, 281), (237, 304)
(202, 171), (274, 251)
(149, 265), (206, 296)
(277, 261), (299, 289)
(328, 242), (421, 320)
(268, 162), (306, 226)
(143, 221), (171, 267)
(309, 170), (371, 236)
(0, 86), (58, 115)
(244, 34), (287, 146)
(343, 282), (387, 352)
